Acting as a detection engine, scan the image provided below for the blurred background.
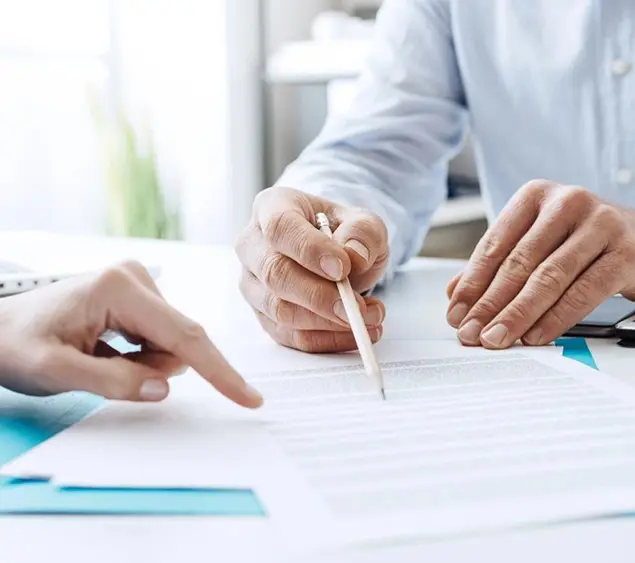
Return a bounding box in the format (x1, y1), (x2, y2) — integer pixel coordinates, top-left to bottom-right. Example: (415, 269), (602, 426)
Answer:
(0, 0), (486, 258)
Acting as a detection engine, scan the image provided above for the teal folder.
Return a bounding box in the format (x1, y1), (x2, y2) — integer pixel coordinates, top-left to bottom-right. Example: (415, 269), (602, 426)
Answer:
(0, 336), (264, 516)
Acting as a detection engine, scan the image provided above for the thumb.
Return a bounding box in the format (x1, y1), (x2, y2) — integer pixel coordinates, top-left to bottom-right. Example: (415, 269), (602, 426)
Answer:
(40, 346), (172, 402)
(255, 187), (352, 281)
(331, 206), (389, 291)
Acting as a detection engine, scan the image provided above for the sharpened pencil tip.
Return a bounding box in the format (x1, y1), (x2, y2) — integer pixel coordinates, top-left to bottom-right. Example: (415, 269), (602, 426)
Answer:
(381, 388), (386, 401)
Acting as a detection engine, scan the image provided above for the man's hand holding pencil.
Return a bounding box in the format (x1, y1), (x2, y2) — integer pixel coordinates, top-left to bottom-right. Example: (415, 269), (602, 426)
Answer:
(235, 186), (389, 354)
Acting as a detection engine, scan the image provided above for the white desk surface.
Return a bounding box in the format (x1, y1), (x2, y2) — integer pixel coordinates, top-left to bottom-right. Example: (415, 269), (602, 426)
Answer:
(1, 231), (635, 563)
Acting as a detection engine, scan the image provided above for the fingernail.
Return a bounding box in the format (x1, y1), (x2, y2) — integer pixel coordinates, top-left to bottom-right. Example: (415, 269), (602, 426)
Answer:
(345, 240), (370, 262)
(244, 383), (264, 406)
(481, 324), (509, 348)
(370, 326), (383, 341)
(458, 319), (483, 345)
(448, 302), (469, 327)
(524, 328), (543, 346)
(320, 255), (343, 280)
(140, 379), (169, 401)
(365, 304), (384, 327)
(334, 300), (348, 323)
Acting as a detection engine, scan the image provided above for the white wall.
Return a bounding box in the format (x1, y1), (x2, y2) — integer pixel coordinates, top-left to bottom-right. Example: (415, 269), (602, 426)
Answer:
(0, 0), (262, 244)
(0, 1), (108, 235)
(264, 0), (342, 185)
(117, 0), (262, 244)
(265, 0), (341, 52)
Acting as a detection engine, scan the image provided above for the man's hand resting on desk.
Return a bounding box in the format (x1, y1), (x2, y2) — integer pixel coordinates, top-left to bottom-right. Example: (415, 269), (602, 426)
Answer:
(0, 261), (263, 408)
(236, 186), (389, 353)
(446, 180), (635, 349)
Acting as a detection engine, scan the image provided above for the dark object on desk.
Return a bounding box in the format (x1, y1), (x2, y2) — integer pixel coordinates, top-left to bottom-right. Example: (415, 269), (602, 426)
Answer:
(615, 313), (635, 346)
(564, 295), (635, 338)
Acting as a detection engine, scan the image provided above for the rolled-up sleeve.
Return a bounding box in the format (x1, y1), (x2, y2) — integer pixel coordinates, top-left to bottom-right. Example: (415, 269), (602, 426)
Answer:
(276, 0), (469, 283)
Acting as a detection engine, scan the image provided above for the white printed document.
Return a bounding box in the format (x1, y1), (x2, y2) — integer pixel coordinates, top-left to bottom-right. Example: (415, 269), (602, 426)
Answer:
(246, 344), (635, 550)
(5, 341), (635, 553)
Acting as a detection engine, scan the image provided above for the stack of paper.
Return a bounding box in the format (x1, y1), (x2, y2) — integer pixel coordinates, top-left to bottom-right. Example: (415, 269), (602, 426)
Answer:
(3, 341), (635, 555)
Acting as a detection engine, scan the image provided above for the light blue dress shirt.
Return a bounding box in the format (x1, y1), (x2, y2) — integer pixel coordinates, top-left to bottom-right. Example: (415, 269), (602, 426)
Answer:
(277, 0), (635, 281)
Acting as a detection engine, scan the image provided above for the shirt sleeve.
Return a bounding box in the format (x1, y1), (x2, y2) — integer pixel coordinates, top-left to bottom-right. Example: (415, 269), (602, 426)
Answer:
(275, 0), (469, 284)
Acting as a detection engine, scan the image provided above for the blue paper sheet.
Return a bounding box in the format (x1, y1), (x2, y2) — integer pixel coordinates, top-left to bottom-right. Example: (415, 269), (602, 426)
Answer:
(0, 389), (104, 468)
(0, 336), (264, 516)
(0, 479), (264, 516)
(556, 337), (599, 370)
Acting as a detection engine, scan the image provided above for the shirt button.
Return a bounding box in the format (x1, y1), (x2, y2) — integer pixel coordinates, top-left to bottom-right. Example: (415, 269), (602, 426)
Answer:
(611, 59), (632, 76)
(616, 168), (633, 185)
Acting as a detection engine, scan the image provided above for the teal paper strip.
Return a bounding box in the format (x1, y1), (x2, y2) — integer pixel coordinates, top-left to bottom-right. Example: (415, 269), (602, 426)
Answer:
(555, 337), (598, 370)
(0, 480), (264, 516)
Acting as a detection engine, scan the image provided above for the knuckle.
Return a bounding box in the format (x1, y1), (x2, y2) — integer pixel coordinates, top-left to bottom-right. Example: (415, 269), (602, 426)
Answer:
(592, 203), (623, 233)
(174, 321), (207, 354)
(255, 185), (303, 208)
(350, 209), (388, 245)
(93, 264), (131, 292)
(452, 278), (481, 305)
(501, 249), (535, 281)
(594, 260), (623, 293)
(321, 331), (345, 353)
(116, 259), (147, 277)
(503, 301), (533, 323)
(238, 270), (250, 298)
(590, 257), (623, 295)
(560, 285), (593, 315)
(290, 330), (317, 353)
(260, 252), (290, 289)
(305, 283), (334, 315)
(290, 230), (312, 260)
(267, 294), (293, 326)
(253, 186), (274, 210)
(534, 261), (570, 293)
(470, 295), (503, 319)
(262, 210), (291, 245)
(521, 179), (551, 199)
(479, 234), (507, 261)
(543, 306), (570, 333)
(563, 185), (592, 203)
(234, 224), (257, 259)
(559, 186), (595, 213)
(183, 320), (207, 342)
(238, 271), (260, 306)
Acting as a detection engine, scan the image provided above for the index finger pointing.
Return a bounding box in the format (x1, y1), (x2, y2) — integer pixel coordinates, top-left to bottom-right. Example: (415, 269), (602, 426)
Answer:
(112, 281), (263, 409)
(256, 188), (351, 282)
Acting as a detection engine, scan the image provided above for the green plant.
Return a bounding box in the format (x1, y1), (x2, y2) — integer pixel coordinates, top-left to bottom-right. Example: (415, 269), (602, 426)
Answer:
(89, 90), (181, 240)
